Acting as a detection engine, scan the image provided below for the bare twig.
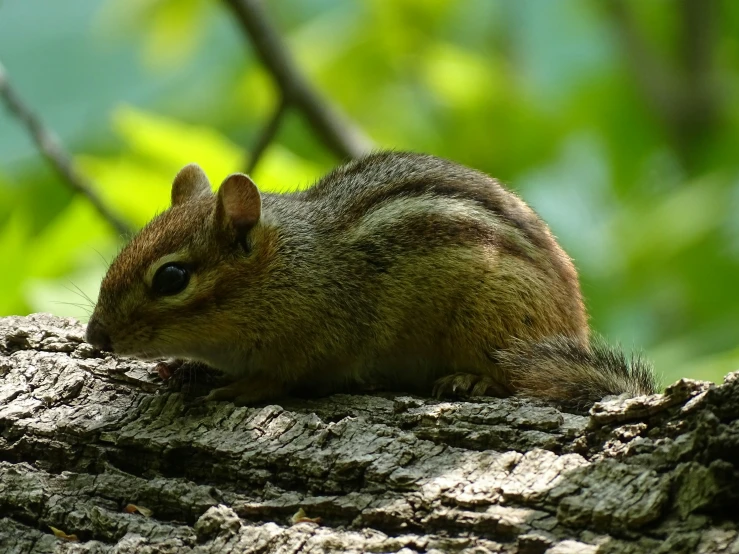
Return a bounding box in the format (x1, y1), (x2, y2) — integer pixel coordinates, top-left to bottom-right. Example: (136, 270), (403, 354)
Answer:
(678, 0), (719, 131)
(605, 0), (720, 167)
(605, 0), (680, 120)
(246, 95), (289, 175)
(0, 61), (131, 237)
(222, 0), (374, 160)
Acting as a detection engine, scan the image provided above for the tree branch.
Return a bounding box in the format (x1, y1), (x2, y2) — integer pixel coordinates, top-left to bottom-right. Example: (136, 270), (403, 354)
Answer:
(245, 95), (289, 175)
(1, 313), (737, 552)
(0, 61), (132, 237)
(605, 0), (720, 168)
(222, 0), (374, 160)
(605, 0), (680, 121)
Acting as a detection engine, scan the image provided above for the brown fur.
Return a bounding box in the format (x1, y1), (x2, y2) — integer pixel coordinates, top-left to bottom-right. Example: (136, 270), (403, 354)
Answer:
(87, 151), (656, 408)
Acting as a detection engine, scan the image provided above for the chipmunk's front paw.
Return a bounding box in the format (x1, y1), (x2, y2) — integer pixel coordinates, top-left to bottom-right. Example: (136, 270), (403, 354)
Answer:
(154, 358), (185, 380)
(432, 372), (511, 398)
(195, 385), (243, 404)
(195, 377), (286, 406)
(159, 360), (224, 399)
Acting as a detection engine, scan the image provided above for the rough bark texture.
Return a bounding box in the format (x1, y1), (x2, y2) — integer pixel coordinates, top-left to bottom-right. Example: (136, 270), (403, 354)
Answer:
(0, 314), (737, 553)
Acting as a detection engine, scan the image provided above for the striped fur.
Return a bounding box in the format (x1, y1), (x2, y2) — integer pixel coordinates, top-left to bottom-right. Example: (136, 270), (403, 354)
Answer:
(87, 151), (655, 408)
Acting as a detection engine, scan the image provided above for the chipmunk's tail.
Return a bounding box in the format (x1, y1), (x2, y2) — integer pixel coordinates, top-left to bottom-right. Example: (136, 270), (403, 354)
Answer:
(498, 335), (659, 412)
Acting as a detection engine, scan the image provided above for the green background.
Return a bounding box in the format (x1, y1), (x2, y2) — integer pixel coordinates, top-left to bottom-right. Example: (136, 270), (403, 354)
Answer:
(1, 0), (737, 386)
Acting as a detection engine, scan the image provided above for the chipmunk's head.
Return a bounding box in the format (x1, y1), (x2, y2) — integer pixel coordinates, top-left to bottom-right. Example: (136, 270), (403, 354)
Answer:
(86, 164), (270, 370)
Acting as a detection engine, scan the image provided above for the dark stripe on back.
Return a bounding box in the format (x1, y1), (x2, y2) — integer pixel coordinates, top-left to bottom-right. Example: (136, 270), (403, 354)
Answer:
(349, 176), (546, 248)
(307, 152), (550, 253)
(302, 151), (576, 284)
(350, 208), (539, 268)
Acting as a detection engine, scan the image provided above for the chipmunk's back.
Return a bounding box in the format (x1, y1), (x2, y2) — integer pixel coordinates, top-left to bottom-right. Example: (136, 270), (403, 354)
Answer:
(297, 152), (586, 332)
(300, 153), (576, 278)
(250, 152), (590, 395)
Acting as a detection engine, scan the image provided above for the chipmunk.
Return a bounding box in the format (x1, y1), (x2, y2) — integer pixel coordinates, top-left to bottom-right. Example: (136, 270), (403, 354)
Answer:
(86, 151), (657, 411)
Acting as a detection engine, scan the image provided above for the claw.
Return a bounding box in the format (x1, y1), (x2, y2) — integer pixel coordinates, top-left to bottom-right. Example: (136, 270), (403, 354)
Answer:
(433, 372), (512, 399)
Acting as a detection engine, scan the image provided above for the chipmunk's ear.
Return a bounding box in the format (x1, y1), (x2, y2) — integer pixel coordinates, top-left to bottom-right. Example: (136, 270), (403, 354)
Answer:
(216, 173), (262, 237)
(171, 164), (212, 206)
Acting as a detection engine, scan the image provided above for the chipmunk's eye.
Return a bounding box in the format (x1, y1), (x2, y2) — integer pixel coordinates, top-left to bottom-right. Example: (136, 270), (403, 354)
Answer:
(152, 263), (190, 296)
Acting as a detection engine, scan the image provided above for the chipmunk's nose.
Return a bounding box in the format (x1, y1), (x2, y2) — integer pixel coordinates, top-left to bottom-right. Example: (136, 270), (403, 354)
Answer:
(86, 318), (112, 351)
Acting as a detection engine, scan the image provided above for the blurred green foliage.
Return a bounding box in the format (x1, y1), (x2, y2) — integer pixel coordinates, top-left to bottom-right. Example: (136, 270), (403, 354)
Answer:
(0, 0), (737, 386)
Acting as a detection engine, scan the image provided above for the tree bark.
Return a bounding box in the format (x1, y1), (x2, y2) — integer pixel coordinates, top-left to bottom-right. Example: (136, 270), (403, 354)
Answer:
(0, 314), (737, 553)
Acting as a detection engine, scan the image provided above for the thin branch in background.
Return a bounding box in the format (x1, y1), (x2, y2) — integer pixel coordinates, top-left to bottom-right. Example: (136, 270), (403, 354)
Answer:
(0, 61), (132, 237)
(246, 95), (289, 175)
(222, 0), (374, 161)
(605, 0), (680, 120)
(606, 0), (720, 166)
(678, 0), (719, 130)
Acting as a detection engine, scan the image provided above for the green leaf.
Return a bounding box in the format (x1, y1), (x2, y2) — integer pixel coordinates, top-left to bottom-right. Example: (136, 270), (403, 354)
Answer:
(112, 105), (243, 176)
